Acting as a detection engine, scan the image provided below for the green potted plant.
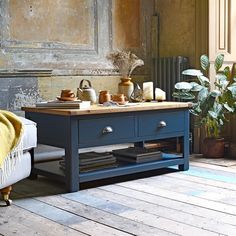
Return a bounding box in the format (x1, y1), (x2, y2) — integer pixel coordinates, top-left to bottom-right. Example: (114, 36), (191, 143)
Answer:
(173, 54), (236, 157)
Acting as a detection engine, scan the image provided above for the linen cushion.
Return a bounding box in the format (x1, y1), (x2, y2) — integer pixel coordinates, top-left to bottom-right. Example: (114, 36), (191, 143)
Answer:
(19, 117), (37, 151)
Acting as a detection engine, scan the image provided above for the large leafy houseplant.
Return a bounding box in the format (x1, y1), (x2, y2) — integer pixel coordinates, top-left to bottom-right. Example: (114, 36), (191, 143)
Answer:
(173, 54), (236, 157)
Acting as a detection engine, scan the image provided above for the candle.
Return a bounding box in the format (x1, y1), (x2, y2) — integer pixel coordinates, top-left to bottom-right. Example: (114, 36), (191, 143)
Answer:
(155, 88), (166, 101)
(143, 82), (153, 100)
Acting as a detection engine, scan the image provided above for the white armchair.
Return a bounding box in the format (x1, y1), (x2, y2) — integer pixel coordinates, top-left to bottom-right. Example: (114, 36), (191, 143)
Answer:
(0, 117), (37, 205)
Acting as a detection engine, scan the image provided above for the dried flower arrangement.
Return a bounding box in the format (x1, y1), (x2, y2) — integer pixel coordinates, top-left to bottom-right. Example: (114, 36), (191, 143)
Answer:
(107, 50), (144, 78)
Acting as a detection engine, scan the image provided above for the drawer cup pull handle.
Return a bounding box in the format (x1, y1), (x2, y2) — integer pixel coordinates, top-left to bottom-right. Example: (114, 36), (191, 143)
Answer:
(159, 121), (167, 128)
(102, 126), (113, 134)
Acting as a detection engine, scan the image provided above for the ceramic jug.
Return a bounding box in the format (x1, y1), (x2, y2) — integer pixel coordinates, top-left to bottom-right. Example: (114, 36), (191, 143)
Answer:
(77, 79), (97, 103)
(99, 90), (111, 104)
(118, 77), (134, 101)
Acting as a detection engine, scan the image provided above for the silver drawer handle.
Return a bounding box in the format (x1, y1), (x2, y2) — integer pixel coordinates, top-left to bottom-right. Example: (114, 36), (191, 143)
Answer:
(158, 121), (167, 128)
(102, 126), (113, 134)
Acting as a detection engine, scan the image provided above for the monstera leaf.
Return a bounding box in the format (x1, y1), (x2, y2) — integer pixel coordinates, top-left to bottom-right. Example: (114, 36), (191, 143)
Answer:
(190, 102), (201, 115)
(200, 55), (210, 71)
(208, 111), (218, 119)
(197, 87), (208, 102)
(200, 94), (216, 116)
(214, 54), (224, 72)
(227, 85), (236, 98)
(174, 82), (192, 91)
(223, 103), (234, 112)
(198, 75), (210, 86)
(215, 74), (228, 89)
(224, 66), (231, 79)
(210, 90), (221, 97)
(189, 82), (203, 92)
(172, 91), (195, 100)
(208, 103), (223, 120)
(182, 69), (203, 77)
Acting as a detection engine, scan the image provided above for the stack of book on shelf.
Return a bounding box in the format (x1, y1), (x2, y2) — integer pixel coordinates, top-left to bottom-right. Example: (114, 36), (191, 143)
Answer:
(59, 152), (117, 173)
(35, 100), (91, 109)
(113, 147), (163, 163)
(145, 139), (177, 151)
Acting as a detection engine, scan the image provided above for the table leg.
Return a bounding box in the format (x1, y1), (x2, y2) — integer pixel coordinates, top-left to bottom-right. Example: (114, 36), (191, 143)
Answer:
(179, 111), (189, 171)
(65, 118), (79, 192)
(28, 148), (38, 179)
(25, 113), (37, 180)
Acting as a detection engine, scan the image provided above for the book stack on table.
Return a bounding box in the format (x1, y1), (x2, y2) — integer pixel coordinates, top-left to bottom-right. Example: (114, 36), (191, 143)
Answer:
(35, 100), (91, 109)
(113, 147), (163, 164)
(59, 152), (117, 173)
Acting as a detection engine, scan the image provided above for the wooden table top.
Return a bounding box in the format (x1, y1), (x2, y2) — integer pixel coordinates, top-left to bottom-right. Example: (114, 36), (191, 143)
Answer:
(22, 102), (191, 116)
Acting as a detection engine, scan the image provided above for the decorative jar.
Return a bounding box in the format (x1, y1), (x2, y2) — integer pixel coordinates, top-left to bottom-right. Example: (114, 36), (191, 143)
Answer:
(118, 77), (134, 101)
(99, 90), (111, 104)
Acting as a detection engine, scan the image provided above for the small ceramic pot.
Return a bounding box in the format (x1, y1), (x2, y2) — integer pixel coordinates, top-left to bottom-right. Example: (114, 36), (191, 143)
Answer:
(112, 94), (125, 104)
(99, 90), (111, 104)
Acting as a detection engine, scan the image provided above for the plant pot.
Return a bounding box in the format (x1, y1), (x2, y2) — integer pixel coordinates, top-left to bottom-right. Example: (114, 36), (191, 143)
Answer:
(202, 137), (225, 158)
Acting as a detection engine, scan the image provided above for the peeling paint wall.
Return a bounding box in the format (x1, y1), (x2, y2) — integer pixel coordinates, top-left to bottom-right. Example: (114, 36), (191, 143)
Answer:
(155, 0), (197, 66)
(0, 0), (152, 71)
(113, 0), (141, 49)
(0, 0), (154, 112)
(9, 0), (92, 45)
(0, 76), (39, 115)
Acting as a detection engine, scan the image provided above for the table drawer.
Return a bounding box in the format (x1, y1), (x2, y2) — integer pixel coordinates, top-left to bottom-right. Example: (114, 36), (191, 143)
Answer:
(79, 116), (135, 146)
(138, 110), (185, 137)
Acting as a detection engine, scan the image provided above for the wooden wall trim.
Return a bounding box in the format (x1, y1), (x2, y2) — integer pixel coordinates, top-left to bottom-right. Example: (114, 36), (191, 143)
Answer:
(209, 0), (235, 62)
(209, 0), (236, 143)
(217, 0), (230, 52)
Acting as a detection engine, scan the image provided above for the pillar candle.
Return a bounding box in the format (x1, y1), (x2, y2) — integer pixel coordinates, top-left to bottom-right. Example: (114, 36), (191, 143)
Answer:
(155, 88), (166, 101)
(143, 82), (153, 100)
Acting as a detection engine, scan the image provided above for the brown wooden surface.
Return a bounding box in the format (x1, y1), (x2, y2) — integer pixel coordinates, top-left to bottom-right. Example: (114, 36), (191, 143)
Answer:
(2, 158), (236, 235)
(22, 102), (191, 116)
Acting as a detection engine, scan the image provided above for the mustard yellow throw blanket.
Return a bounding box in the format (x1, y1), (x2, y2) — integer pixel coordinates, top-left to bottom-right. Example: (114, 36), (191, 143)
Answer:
(0, 110), (24, 184)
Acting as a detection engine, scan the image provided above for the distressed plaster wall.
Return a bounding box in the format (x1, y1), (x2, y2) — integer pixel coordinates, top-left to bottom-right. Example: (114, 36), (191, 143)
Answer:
(113, 0), (141, 49)
(155, 0), (196, 66)
(9, 0), (92, 45)
(0, 0), (153, 112)
(0, 0), (153, 71)
(0, 76), (39, 114)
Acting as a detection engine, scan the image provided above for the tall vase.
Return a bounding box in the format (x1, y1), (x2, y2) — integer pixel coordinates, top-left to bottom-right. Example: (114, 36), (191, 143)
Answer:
(118, 77), (134, 101)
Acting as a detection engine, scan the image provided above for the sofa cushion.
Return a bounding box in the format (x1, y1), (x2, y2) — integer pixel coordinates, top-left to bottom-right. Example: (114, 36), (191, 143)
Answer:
(0, 152), (31, 189)
(19, 117), (37, 151)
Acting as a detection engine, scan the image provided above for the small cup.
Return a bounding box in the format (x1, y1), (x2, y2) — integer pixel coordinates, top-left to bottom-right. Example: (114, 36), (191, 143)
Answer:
(112, 94), (125, 104)
(99, 90), (111, 104)
(61, 89), (75, 98)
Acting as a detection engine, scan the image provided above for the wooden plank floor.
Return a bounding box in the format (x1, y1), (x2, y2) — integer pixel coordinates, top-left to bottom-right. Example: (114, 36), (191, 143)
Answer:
(1, 159), (236, 236)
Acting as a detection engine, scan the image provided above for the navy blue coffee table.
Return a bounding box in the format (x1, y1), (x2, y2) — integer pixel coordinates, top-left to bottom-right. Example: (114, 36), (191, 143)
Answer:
(22, 102), (190, 192)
